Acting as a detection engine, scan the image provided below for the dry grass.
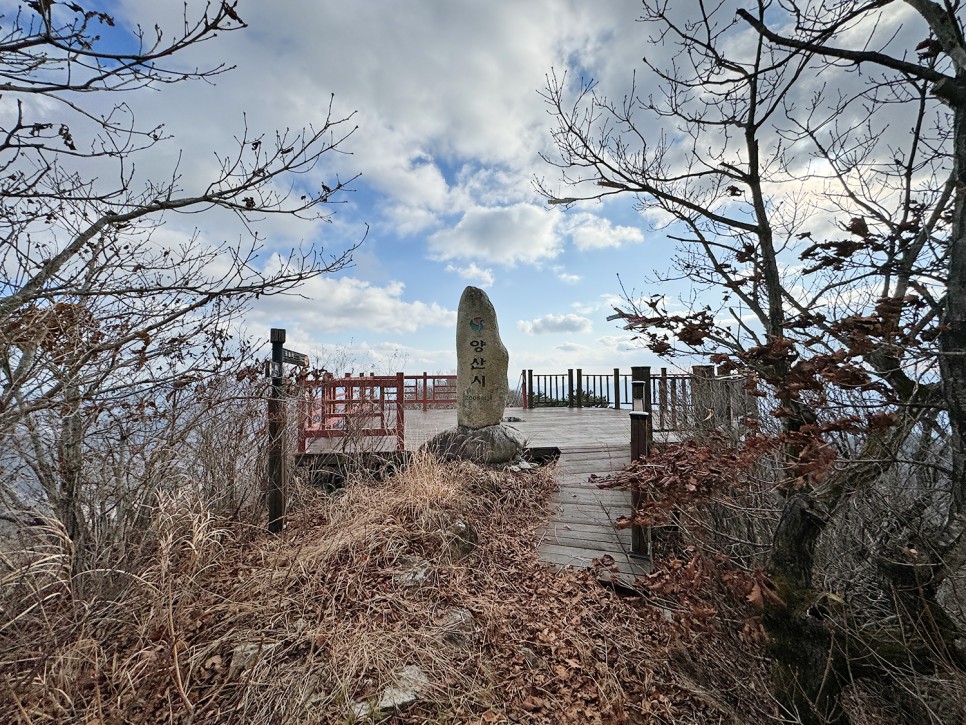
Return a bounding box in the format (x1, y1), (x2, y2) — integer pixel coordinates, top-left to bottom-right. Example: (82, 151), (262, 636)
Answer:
(1, 452), (776, 723)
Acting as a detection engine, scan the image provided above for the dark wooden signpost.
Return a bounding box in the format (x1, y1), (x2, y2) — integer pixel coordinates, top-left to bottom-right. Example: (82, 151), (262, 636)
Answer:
(267, 328), (308, 534)
(629, 366), (653, 559)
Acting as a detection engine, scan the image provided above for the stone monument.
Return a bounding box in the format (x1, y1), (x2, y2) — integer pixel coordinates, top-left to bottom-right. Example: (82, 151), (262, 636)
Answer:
(422, 286), (525, 464)
(456, 286), (509, 428)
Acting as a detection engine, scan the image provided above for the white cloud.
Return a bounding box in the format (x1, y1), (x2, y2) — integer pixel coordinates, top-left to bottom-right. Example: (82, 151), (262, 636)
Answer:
(445, 262), (494, 287)
(299, 340), (454, 376)
(554, 265), (582, 283)
(428, 203), (561, 265)
(518, 313), (593, 335)
(112, 1), (648, 238)
(251, 275), (455, 334)
(565, 212), (644, 250)
(556, 342), (591, 353)
(384, 204), (443, 236)
(596, 335), (643, 353)
(36, 1), (690, 371)
(569, 293), (625, 317)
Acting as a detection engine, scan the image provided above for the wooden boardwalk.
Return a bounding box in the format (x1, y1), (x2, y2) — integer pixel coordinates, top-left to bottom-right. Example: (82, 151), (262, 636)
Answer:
(303, 407), (657, 583)
(302, 406), (643, 452)
(536, 442), (651, 586)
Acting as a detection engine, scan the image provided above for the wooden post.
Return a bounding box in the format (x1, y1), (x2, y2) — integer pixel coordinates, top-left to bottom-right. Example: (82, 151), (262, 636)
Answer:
(395, 372), (406, 451)
(296, 376), (307, 455)
(576, 368), (583, 408)
(716, 366), (733, 428)
(567, 369), (574, 408)
(659, 368), (668, 430)
(613, 368), (621, 409)
(422, 371), (429, 412)
(629, 410), (652, 559)
(630, 411), (652, 460)
(267, 328), (286, 534)
(527, 369), (534, 409)
(692, 364), (715, 431)
(631, 365), (646, 411)
(670, 376), (679, 429)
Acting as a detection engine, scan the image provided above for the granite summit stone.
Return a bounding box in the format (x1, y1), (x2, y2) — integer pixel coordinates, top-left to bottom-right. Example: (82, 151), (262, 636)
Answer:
(456, 286), (509, 429)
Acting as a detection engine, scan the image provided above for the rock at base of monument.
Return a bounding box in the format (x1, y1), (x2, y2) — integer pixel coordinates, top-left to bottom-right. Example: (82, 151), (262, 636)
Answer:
(421, 424), (526, 465)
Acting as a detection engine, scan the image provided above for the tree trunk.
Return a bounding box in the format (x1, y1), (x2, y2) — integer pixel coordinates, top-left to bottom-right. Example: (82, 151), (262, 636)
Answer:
(764, 494), (846, 724)
(939, 69), (966, 573)
(58, 382), (85, 565)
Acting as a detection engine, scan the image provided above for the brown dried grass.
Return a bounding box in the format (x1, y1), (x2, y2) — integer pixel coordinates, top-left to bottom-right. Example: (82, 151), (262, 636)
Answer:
(1, 452), (775, 723)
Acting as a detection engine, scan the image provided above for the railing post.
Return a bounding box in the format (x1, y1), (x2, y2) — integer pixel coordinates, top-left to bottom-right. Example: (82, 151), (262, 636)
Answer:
(576, 368), (583, 408)
(613, 367), (621, 409)
(716, 365), (733, 427)
(296, 376), (307, 455)
(659, 368), (668, 430)
(567, 369), (574, 408)
(692, 364), (715, 431)
(629, 410), (652, 559)
(630, 411), (652, 462)
(422, 371), (429, 412)
(267, 328), (286, 534)
(631, 365), (646, 412)
(395, 372), (406, 451)
(527, 369), (534, 409)
(641, 365), (652, 413)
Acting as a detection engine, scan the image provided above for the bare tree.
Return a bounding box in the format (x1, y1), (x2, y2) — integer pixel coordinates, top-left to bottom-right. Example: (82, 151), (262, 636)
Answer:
(540, 1), (966, 720)
(0, 2), (360, 558)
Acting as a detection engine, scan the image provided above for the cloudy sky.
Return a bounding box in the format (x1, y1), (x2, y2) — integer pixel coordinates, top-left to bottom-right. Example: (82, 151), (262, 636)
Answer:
(84, 0), (671, 377)
(83, 0), (928, 379)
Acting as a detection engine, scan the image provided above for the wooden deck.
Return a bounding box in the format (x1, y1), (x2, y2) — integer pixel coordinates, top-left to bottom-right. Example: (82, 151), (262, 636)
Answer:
(301, 405), (638, 453)
(302, 407), (660, 585)
(536, 442), (651, 587)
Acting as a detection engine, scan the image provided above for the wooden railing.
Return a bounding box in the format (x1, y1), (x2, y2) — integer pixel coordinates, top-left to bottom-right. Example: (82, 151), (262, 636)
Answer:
(402, 372), (457, 411)
(521, 365), (756, 433)
(522, 368), (633, 409)
(297, 366), (756, 453)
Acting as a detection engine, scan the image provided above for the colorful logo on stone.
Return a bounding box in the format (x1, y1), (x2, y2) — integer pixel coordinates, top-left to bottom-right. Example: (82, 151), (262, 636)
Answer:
(469, 316), (485, 333)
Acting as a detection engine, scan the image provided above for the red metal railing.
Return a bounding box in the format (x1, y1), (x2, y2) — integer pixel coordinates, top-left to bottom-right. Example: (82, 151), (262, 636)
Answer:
(297, 372), (459, 453)
(402, 372), (457, 411)
(298, 373), (406, 453)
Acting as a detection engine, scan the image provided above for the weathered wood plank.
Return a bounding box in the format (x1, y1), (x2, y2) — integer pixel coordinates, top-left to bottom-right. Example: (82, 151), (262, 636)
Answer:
(543, 520), (630, 535)
(537, 546), (650, 580)
(554, 491), (621, 503)
(541, 531), (629, 548)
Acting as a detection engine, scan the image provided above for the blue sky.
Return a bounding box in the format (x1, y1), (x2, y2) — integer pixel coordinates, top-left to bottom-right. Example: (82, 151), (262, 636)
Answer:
(89, 0), (683, 377)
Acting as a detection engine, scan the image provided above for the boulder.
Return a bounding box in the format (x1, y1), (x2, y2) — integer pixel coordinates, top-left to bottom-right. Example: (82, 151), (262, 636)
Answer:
(392, 557), (432, 588)
(350, 664), (429, 719)
(421, 423), (525, 465)
(436, 607), (477, 647)
(442, 517), (478, 562)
